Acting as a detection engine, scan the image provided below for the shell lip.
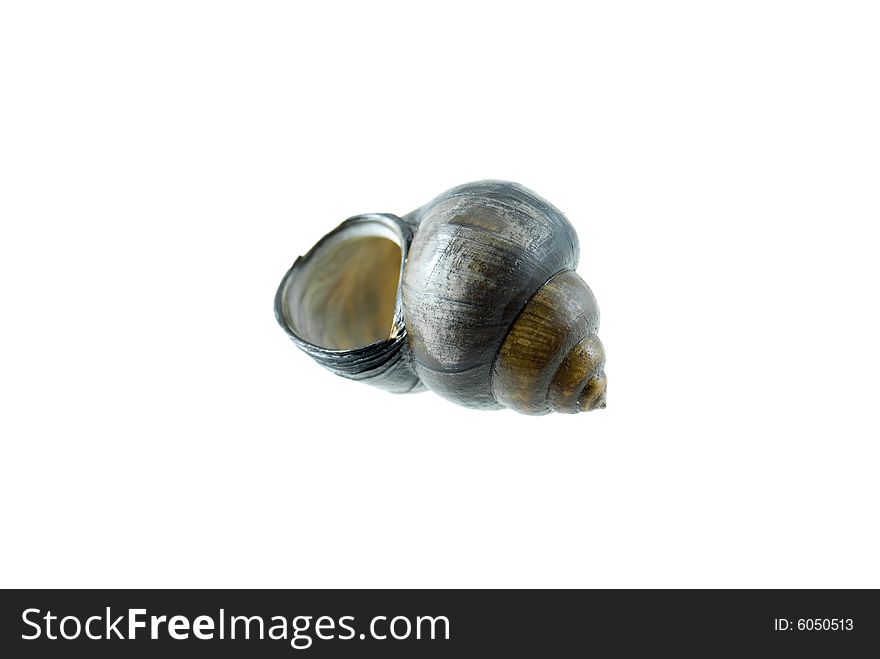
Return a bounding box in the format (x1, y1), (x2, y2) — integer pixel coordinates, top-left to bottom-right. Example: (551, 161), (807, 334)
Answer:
(274, 213), (412, 369)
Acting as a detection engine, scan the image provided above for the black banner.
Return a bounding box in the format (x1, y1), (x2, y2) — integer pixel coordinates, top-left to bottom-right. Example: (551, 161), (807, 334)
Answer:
(1, 589), (877, 656)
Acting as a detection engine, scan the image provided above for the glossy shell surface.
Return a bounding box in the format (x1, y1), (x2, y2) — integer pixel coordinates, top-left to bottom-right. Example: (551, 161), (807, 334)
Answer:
(275, 180), (606, 414)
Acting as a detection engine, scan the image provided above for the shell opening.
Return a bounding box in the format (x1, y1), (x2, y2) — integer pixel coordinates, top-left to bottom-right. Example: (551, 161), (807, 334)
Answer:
(280, 217), (404, 350)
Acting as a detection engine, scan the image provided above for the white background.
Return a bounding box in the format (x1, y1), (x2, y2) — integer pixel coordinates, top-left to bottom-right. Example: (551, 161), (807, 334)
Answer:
(1, 2), (878, 588)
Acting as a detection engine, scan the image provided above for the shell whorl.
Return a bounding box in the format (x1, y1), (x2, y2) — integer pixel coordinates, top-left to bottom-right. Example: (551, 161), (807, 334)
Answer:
(401, 181), (580, 410)
(491, 270), (606, 414)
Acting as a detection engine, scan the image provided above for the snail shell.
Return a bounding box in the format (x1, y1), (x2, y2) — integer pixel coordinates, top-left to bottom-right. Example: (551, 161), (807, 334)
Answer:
(275, 180), (606, 414)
